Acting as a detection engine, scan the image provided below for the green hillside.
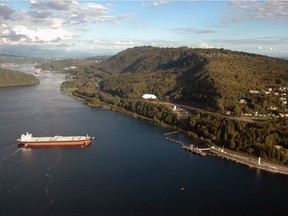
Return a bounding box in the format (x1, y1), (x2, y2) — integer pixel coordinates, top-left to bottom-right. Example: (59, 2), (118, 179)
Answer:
(95, 47), (288, 113)
(60, 47), (288, 164)
(0, 69), (40, 87)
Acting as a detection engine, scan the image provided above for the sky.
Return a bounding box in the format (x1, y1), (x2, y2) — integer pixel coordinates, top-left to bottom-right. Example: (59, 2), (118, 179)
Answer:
(0, 0), (287, 58)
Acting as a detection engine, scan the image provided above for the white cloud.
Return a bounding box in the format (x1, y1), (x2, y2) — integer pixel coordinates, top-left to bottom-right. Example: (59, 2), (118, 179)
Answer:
(229, 0), (288, 21)
(30, 0), (130, 25)
(209, 36), (288, 56)
(257, 46), (288, 55)
(93, 38), (143, 50)
(91, 38), (182, 51)
(141, 0), (170, 8)
(0, 0), (133, 48)
(31, 0), (75, 11)
(152, 0), (170, 8)
(13, 25), (74, 42)
(212, 37), (288, 46)
(171, 27), (218, 34)
(0, 4), (15, 20)
(199, 43), (214, 49)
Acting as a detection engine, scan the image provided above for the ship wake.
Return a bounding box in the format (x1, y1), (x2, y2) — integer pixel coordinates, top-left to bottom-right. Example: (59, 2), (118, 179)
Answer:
(45, 173), (55, 205)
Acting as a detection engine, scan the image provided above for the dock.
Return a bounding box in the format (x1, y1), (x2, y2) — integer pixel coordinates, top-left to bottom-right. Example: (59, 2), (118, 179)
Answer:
(163, 131), (179, 136)
(165, 137), (208, 156)
(181, 145), (207, 156)
(165, 134), (288, 175)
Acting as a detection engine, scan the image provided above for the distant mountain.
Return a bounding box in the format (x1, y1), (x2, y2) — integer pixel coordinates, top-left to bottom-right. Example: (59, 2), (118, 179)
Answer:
(85, 56), (111, 61)
(95, 46), (288, 112)
(0, 53), (45, 64)
(37, 56), (110, 71)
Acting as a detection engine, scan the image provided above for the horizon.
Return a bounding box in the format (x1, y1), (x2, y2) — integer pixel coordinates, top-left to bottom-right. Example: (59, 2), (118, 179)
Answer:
(0, 0), (287, 58)
(1, 46), (288, 60)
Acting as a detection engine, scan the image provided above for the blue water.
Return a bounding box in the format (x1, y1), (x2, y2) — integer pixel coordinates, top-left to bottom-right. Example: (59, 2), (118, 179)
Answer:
(0, 66), (287, 215)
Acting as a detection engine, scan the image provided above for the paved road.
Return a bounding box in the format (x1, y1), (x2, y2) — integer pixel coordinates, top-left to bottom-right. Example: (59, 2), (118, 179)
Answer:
(210, 147), (288, 175)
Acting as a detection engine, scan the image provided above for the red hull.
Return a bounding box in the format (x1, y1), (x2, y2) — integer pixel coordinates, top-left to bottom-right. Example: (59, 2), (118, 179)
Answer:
(18, 139), (93, 148)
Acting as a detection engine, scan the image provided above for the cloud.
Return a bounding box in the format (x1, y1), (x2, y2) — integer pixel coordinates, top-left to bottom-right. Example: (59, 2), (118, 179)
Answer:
(0, 4), (15, 20)
(212, 37), (288, 46)
(152, 0), (170, 8)
(141, 0), (170, 8)
(0, 0), (133, 48)
(229, 0), (288, 21)
(30, 0), (129, 25)
(0, 23), (74, 45)
(92, 38), (181, 51)
(13, 25), (74, 42)
(31, 0), (74, 11)
(199, 43), (214, 49)
(209, 36), (288, 56)
(0, 24), (27, 45)
(28, 10), (52, 19)
(171, 27), (218, 34)
(93, 38), (144, 50)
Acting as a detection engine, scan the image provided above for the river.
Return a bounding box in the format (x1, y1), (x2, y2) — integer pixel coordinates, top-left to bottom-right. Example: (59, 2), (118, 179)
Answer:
(0, 65), (287, 215)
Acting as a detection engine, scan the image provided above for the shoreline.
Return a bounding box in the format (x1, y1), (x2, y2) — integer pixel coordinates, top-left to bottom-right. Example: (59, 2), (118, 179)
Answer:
(208, 147), (288, 175)
(166, 132), (288, 176)
(62, 88), (288, 176)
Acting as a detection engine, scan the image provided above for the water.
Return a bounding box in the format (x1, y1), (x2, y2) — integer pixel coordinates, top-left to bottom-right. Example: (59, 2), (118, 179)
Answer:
(0, 65), (287, 215)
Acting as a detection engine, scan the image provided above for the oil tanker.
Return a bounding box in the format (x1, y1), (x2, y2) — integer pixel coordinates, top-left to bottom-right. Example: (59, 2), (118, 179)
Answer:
(17, 132), (95, 148)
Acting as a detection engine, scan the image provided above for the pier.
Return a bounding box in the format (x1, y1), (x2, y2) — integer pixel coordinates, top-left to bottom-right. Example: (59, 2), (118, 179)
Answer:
(165, 132), (288, 175)
(181, 145), (207, 156)
(163, 131), (179, 136)
(165, 136), (209, 156)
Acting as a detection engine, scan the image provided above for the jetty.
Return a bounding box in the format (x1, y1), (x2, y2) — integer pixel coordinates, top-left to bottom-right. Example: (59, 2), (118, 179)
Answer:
(165, 137), (208, 156)
(182, 145), (207, 156)
(165, 133), (288, 175)
(163, 131), (179, 136)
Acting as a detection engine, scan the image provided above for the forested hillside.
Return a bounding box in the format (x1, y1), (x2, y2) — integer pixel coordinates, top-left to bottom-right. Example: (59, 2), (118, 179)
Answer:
(0, 69), (39, 87)
(59, 47), (288, 164)
(94, 47), (288, 113)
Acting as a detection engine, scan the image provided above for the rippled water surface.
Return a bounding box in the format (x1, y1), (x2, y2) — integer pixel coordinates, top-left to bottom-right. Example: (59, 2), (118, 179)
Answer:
(0, 65), (288, 216)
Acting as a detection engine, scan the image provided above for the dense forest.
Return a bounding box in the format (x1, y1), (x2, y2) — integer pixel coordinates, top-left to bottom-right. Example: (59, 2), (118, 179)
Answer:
(94, 47), (288, 113)
(0, 68), (40, 87)
(61, 79), (288, 164)
(57, 47), (288, 164)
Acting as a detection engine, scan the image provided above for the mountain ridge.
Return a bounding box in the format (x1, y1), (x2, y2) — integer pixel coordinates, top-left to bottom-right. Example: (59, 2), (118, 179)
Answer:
(95, 46), (288, 113)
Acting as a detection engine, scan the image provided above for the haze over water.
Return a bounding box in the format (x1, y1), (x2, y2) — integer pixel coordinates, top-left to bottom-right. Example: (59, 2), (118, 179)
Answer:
(0, 65), (287, 215)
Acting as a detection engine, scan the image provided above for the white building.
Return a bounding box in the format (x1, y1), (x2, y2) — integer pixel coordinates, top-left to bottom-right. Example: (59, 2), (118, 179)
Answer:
(249, 90), (259, 94)
(239, 99), (247, 104)
(142, 94), (157, 100)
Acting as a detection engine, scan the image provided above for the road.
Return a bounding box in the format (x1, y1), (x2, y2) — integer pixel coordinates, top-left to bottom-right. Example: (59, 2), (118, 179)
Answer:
(210, 147), (288, 175)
